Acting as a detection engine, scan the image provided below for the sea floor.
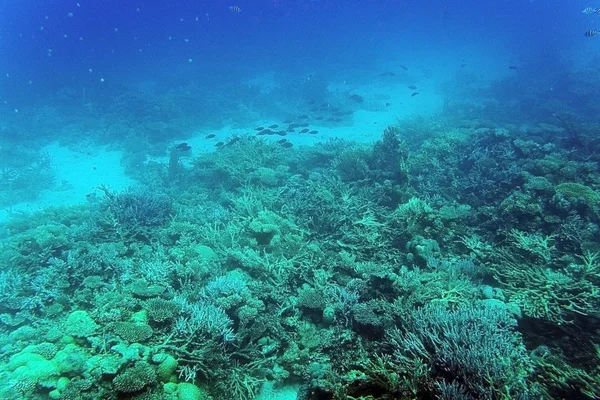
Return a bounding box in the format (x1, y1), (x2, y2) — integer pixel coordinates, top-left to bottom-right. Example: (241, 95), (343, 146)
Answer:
(0, 79), (442, 224)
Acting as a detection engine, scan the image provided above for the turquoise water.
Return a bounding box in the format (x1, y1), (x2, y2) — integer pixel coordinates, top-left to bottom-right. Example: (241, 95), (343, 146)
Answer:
(0, 1), (599, 399)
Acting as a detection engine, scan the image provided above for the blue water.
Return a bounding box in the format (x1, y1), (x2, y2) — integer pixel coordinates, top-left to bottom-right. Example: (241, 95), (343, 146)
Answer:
(0, 0), (590, 107)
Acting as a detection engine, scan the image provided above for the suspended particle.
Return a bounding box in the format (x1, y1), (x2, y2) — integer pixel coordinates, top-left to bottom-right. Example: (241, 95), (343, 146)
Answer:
(88, 68), (93, 73)
(100, 78), (105, 83)
(188, 58), (193, 63)
(68, 12), (74, 17)
(184, 38), (189, 43)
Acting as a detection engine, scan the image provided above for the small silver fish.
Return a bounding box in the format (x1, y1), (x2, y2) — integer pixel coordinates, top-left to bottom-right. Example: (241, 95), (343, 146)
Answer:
(585, 29), (598, 37)
(583, 7), (595, 14)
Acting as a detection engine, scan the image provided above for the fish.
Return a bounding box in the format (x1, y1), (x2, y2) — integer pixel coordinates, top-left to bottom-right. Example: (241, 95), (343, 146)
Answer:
(298, 114), (309, 119)
(289, 123), (300, 129)
(283, 119), (293, 124)
(585, 29), (598, 37)
(385, 102), (391, 107)
(229, 5), (241, 13)
(399, 65), (408, 71)
(379, 71), (396, 77)
(460, 63), (467, 68)
(255, 127), (265, 131)
(508, 65), (518, 70)
(299, 128), (309, 133)
(308, 130), (318, 134)
(315, 116), (324, 120)
(407, 85), (417, 90)
(269, 124), (279, 129)
(583, 7), (595, 14)
(262, 129), (274, 135)
(277, 139), (288, 144)
(205, 134), (216, 139)
(299, 122), (309, 127)
(175, 142), (191, 151)
(276, 131), (287, 136)
(281, 141), (293, 148)
(411, 92), (419, 97)
(349, 94), (364, 103)
(215, 141), (224, 147)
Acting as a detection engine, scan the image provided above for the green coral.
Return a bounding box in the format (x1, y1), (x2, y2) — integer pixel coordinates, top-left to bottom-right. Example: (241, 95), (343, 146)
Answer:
(144, 298), (181, 322)
(113, 361), (157, 393)
(112, 322), (154, 342)
(64, 310), (98, 338)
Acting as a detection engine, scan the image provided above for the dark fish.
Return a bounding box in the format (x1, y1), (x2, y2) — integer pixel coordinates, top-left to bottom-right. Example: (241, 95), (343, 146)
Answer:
(308, 130), (318, 134)
(460, 63), (467, 68)
(407, 85), (417, 90)
(283, 119), (293, 124)
(287, 128), (295, 132)
(299, 128), (309, 133)
(315, 116), (324, 120)
(256, 131), (267, 136)
(411, 92), (419, 97)
(327, 117), (335, 121)
(333, 118), (342, 122)
(399, 65), (408, 71)
(175, 142), (191, 152)
(277, 139), (288, 144)
(319, 103), (329, 108)
(276, 131), (287, 136)
(299, 122), (309, 127)
(349, 94), (364, 103)
(298, 115), (309, 119)
(269, 124), (279, 129)
(229, 5), (241, 13)
(262, 129), (274, 135)
(379, 71), (396, 77)
(205, 134), (216, 139)
(255, 127), (265, 131)
(508, 65), (518, 70)
(309, 107), (319, 112)
(289, 123), (300, 129)
(307, 100), (316, 104)
(385, 102), (391, 107)
(584, 30), (598, 37)
(227, 137), (241, 146)
(281, 141), (293, 148)
(215, 141), (224, 147)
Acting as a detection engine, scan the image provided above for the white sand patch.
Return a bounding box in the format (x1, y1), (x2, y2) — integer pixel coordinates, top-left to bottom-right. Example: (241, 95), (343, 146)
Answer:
(0, 142), (132, 223)
(166, 77), (444, 158)
(255, 382), (300, 400)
